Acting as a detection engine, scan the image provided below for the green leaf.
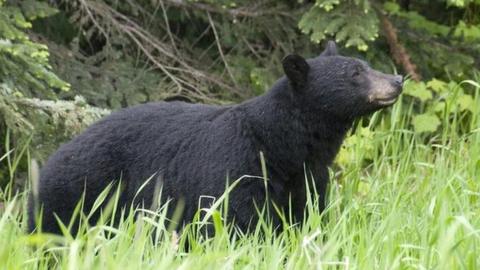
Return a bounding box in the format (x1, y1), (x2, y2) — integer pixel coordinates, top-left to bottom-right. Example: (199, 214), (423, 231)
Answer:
(454, 21), (480, 42)
(434, 101), (446, 113)
(404, 81), (432, 101)
(412, 113), (441, 133)
(383, 2), (400, 14)
(458, 94), (474, 112)
(447, 0), (465, 7)
(357, 181), (371, 197)
(427, 78), (448, 93)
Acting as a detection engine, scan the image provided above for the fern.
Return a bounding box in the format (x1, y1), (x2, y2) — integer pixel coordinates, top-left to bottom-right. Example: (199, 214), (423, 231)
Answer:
(0, 0), (77, 161)
(299, 0), (379, 51)
(0, 0), (69, 99)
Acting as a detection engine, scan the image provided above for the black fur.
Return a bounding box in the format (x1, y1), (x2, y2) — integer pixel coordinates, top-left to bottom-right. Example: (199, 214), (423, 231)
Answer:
(28, 42), (402, 234)
(282, 54), (310, 89)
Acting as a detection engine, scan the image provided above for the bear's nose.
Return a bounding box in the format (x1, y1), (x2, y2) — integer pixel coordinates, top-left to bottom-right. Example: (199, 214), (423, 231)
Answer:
(393, 75), (403, 86)
(392, 75), (403, 91)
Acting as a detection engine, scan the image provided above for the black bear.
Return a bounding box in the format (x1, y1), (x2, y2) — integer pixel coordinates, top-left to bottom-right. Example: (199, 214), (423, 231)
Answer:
(28, 42), (403, 234)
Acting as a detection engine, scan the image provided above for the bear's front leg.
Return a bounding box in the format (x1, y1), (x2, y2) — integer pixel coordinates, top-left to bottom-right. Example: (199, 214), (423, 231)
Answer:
(227, 181), (283, 233)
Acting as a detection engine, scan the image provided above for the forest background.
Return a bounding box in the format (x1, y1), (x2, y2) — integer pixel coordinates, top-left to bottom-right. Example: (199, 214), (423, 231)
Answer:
(1, 0), (479, 188)
(1, 1), (480, 269)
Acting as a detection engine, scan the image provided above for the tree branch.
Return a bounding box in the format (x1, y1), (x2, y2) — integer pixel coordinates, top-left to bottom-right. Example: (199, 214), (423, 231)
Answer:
(163, 0), (292, 18)
(378, 12), (421, 81)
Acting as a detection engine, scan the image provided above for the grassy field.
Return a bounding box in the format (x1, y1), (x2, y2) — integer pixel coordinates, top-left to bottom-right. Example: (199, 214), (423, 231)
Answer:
(1, 81), (479, 269)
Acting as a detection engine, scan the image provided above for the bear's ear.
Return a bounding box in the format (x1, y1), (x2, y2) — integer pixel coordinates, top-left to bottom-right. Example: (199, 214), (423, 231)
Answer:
(282, 54), (310, 89)
(320, 41), (338, 56)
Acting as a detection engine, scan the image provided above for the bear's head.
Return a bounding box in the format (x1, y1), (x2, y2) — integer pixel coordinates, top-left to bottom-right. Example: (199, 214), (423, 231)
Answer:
(282, 41), (403, 120)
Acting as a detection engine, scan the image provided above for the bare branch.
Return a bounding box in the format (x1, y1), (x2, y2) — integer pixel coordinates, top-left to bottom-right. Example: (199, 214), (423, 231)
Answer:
(379, 12), (421, 81)
(163, 0), (293, 19)
(74, 0), (246, 100)
(207, 12), (238, 88)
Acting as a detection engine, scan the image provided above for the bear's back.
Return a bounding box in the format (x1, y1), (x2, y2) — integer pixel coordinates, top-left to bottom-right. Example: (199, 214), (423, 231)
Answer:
(40, 101), (233, 182)
(36, 101), (238, 216)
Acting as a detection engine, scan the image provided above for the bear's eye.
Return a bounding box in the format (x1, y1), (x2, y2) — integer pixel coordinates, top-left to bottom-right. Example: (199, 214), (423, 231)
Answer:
(352, 66), (363, 78)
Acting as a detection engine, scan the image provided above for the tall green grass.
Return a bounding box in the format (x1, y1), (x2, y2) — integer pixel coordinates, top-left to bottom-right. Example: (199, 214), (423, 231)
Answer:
(1, 80), (479, 269)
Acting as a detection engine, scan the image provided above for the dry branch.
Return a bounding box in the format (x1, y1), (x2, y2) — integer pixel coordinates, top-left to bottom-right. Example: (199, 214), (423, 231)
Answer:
(163, 0), (292, 18)
(73, 0), (246, 101)
(207, 12), (238, 88)
(379, 13), (421, 81)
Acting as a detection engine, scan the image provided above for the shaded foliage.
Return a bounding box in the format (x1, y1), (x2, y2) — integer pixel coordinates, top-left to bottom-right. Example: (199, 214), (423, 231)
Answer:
(0, 0), (479, 189)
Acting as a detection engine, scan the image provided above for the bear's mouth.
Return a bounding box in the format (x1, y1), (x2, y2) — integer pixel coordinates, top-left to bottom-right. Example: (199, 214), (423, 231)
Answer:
(376, 96), (398, 106)
(369, 93), (400, 106)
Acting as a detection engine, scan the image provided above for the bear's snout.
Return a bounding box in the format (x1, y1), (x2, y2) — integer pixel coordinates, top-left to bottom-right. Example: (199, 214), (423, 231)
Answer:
(367, 72), (403, 107)
(390, 75), (404, 93)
